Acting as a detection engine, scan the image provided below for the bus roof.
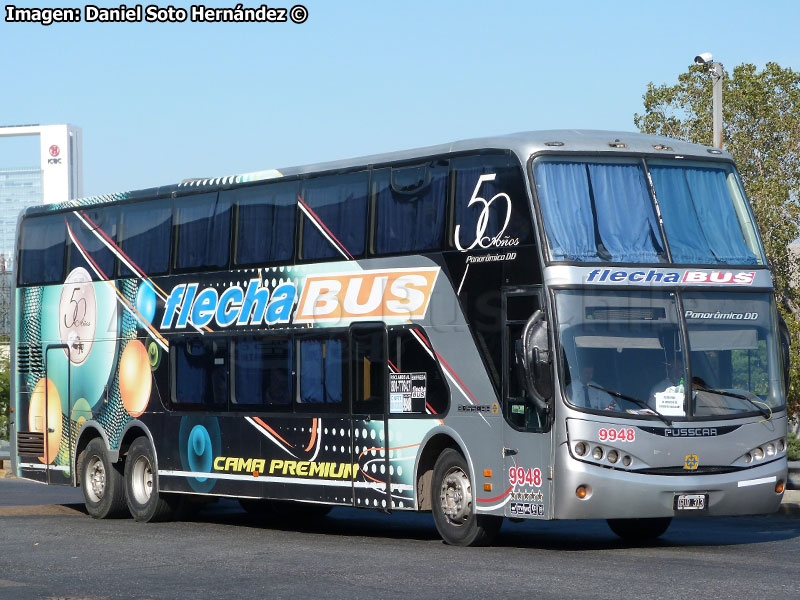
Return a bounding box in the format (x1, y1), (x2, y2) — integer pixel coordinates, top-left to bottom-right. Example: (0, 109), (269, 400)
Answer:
(25, 130), (731, 216)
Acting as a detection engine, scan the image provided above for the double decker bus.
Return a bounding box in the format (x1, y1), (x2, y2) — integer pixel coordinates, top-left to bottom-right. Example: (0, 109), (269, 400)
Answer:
(11, 130), (792, 546)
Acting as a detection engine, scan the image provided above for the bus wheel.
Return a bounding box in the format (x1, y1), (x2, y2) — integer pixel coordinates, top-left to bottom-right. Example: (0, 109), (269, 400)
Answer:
(80, 438), (128, 519)
(607, 517), (672, 541)
(124, 437), (176, 522)
(431, 449), (502, 546)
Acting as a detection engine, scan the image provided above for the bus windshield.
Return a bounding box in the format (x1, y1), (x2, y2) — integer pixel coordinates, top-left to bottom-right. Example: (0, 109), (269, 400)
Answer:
(533, 157), (766, 266)
(555, 290), (783, 420)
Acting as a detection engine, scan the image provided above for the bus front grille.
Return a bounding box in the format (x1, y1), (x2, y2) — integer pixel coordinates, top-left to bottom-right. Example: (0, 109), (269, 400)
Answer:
(634, 465), (742, 476)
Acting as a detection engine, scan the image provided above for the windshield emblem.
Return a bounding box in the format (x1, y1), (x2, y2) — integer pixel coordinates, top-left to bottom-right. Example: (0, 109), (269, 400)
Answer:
(684, 454), (699, 470)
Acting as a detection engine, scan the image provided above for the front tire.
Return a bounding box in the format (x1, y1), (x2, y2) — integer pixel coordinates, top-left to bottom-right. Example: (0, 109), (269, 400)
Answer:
(607, 517), (672, 541)
(79, 438), (128, 519)
(431, 448), (502, 546)
(124, 437), (177, 522)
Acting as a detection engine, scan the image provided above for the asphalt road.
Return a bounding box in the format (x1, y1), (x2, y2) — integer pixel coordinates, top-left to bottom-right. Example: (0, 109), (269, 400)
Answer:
(1, 478), (799, 600)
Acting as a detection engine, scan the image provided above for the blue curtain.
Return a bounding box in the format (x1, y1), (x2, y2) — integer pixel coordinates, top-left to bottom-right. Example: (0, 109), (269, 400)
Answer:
(175, 193), (232, 270)
(534, 162), (598, 261)
(300, 339), (324, 403)
(234, 339), (264, 405)
(374, 167), (446, 254)
(588, 164), (663, 262)
(234, 182), (296, 265)
(325, 339), (343, 404)
(650, 166), (757, 265)
(120, 203), (171, 276)
(175, 341), (209, 404)
(302, 173), (367, 260)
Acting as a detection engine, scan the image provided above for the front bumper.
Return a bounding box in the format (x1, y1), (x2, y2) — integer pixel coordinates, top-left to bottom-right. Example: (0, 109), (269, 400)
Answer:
(553, 443), (787, 519)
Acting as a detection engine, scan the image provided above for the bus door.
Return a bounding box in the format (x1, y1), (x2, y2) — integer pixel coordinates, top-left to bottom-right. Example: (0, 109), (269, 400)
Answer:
(349, 324), (391, 511)
(44, 344), (72, 486)
(501, 288), (551, 519)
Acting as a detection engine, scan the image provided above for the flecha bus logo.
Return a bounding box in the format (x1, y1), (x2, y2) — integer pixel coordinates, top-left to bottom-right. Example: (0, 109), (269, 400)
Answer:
(681, 271), (755, 285)
(294, 267), (440, 324)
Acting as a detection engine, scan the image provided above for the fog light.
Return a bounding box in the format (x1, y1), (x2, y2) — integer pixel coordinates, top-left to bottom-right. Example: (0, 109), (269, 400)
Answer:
(753, 447), (764, 460)
(622, 455), (632, 467)
(575, 442), (587, 456)
(592, 447), (604, 460)
(607, 450), (619, 464)
(776, 480), (785, 494)
(744, 452), (753, 464)
(576, 485), (588, 499)
(766, 443), (776, 456)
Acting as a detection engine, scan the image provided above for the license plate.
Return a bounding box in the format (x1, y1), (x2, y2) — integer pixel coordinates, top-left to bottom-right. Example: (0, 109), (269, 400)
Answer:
(674, 493), (707, 510)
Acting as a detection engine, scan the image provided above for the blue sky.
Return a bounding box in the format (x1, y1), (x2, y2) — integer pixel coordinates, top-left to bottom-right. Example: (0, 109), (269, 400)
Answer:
(1, 0), (799, 197)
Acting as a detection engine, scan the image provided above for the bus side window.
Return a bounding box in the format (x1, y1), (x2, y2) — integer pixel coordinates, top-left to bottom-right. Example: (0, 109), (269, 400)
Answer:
(18, 214), (66, 285)
(67, 206), (118, 278)
(231, 337), (292, 410)
(370, 162), (448, 255)
(119, 200), (171, 276)
(388, 327), (449, 416)
(171, 337), (228, 409)
(450, 154), (533, 251)
(231, 181), (297, 266)
(174, 192), (232, 271)
(297, 335), (347, 411)
(351, 327), (385, 415)
(299, 172), (368, 261)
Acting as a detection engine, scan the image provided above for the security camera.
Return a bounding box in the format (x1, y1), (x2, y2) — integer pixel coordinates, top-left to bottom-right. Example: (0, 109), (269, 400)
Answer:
(694, 52), (713, 65)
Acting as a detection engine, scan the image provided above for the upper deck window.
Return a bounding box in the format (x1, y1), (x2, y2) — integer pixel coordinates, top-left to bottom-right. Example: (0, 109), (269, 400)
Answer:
(533, 156), (766, 266)
(231, 180), (297, 266)
(18, 214), (66, 285)
(299, 172), (368, 261)
(533, 159), (665, 263)
(371, 162), (447, 255)
(174, 192), (232, 271)
(648, 161), (762, 265)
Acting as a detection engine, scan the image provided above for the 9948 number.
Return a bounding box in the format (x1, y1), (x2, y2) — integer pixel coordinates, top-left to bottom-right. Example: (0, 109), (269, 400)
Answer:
(508, 467), (542, 488)
(598, 428), (635, 442)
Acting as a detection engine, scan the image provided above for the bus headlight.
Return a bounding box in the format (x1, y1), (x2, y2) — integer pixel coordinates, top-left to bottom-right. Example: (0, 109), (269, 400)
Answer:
(575, 442), (588, 456)
(766, 443), (776, 457)
(592, 447), (604, 460)
(607, 449), (619, 464)
(753, 447), (764, 460)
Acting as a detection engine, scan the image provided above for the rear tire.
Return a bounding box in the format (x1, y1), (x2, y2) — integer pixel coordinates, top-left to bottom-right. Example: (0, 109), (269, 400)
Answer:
(79, 438), (128, 519)
(607, 517), (672, 540)
(431, 448), (502, 546)
(124, 437), (177, 522)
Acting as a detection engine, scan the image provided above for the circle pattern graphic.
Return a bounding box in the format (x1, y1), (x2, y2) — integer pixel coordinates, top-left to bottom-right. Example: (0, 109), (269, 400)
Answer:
(119, 340), (152, 417)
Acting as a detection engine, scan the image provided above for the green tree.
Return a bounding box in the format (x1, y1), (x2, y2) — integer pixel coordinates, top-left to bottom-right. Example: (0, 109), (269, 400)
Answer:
(634, 62), (800, 417)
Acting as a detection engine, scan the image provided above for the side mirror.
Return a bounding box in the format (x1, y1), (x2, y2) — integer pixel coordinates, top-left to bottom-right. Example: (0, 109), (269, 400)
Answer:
(778, 313), (791, 394)
(516, 310), (553, 411)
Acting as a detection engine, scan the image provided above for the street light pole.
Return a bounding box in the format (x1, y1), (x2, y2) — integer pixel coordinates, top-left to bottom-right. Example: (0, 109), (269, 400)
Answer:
(710, 61), (724, 149)
(694, 52), (724, 148)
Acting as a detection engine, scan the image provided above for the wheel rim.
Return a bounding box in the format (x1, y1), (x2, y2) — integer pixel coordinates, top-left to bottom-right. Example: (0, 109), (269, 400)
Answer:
(85, 455), (106, 503)
(131, 455), (154, 505)
(439, 467), (472, 526)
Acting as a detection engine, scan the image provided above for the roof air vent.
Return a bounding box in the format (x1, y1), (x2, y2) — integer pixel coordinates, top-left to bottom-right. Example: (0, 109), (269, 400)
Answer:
(707, 148), (723, 155)
(653, 144), (673, 151)
(608, 139), (627, 149)
(544, 141), (564, 147)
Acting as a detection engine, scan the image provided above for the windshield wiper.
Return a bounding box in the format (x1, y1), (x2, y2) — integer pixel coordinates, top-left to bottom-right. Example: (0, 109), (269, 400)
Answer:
(587, 384), (673, 426)
(694, 387), (771, 419)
